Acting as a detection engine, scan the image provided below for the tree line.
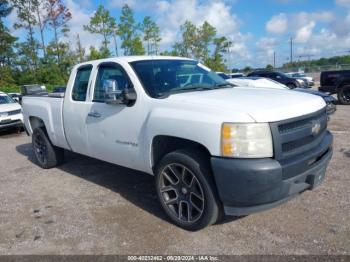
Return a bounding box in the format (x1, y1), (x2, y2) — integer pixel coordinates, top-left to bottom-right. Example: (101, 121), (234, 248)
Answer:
(0, 0), (231, 93)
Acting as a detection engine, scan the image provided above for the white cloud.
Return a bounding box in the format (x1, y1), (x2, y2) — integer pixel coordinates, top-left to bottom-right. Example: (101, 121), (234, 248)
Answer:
(336, 0), (350, 7)
(256, 37), (278, 54)
(109, 0), (156, 10)
(65, 0), (103, 51)
(155, 0), (240, 47)
(295, 21), (315, 43)
(266, 13), (288, 34)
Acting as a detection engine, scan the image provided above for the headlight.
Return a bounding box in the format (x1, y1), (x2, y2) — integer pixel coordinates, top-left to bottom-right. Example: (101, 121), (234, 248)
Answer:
(296, 79), (305, 85)
(221, 123), (273, 158)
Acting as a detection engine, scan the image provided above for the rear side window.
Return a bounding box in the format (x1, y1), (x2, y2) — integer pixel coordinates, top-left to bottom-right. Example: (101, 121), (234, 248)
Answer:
(72, 65), (93, 101)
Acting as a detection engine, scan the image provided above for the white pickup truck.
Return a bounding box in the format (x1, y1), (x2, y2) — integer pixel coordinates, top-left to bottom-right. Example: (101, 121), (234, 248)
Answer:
(22, 56), (333, 230)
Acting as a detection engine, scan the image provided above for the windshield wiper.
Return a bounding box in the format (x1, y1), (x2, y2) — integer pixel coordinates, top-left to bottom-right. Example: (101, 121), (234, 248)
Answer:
(215, 83), (235, 88)
(157, 85), (214, 98)
(157, 83), (233, 98)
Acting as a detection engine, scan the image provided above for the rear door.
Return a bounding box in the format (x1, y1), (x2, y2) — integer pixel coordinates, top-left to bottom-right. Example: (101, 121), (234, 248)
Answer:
(63, 64), (94, 155)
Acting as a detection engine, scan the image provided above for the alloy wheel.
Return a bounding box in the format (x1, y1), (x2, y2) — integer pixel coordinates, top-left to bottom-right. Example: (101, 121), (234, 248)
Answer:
(33, 132), (47, 165)
(159, 163), (205, 223)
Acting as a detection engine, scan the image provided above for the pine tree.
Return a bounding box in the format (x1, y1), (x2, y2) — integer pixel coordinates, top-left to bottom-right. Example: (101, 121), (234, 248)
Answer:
(140, 16), (161, 55)
(83, 5), (117, 57)
(118, 4), (145, 55)
(44, 0), (72, 63)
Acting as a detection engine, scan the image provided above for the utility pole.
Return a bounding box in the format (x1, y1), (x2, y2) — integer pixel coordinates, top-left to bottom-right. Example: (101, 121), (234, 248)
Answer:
(290, 37), (293, 64)
(273, 51), (276, 69)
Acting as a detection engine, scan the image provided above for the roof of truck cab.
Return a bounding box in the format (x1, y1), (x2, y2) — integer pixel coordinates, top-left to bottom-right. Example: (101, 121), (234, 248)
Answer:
(76, 56), (195, 67)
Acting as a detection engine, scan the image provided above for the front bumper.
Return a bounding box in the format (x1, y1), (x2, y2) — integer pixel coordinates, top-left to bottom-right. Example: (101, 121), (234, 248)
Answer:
(326, 102), (337, 115)
(211, 131), (333, 216)
(0, 119), (23, 130)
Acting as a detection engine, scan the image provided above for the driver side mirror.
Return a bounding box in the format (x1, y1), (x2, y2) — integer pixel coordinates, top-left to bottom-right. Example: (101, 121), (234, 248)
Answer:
(122, 88), (137, 106)
(103, 79), (136, 106)
(103, 79), (123, 105)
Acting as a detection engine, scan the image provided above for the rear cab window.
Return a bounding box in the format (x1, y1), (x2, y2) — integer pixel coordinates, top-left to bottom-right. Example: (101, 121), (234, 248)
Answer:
(72, 65), (93, 101)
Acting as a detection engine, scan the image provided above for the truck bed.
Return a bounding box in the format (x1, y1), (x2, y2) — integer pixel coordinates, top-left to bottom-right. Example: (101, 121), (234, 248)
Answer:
(22, 96), (70, 150)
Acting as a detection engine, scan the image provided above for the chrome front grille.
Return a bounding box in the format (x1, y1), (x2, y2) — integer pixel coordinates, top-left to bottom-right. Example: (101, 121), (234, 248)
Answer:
(0, 109), (21, 116)
(270, 108), (328, 160)
(7, 109), (22, 115)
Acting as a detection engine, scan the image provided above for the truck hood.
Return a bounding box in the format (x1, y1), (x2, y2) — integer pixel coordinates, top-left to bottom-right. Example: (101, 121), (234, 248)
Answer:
(0, 102), (21, 113)
(166, 87), (326, 122)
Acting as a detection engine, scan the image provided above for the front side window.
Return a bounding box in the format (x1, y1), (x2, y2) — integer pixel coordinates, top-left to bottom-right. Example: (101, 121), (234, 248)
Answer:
(130, 60), (229, 98)
(94, 63), (131, 102)
(0, 95), (15, 104)
(72, 65), (92, 101)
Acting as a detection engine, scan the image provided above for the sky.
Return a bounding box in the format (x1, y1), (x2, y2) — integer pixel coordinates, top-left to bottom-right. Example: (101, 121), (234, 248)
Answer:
(5, 0), (350, 69)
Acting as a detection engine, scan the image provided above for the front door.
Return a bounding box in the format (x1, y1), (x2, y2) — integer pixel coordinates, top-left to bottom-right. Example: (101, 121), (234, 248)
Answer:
(86, 62), (146, 171)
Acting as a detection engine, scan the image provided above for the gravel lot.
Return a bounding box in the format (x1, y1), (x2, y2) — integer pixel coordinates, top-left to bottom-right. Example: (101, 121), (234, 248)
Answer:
(0, 106), (349, 255)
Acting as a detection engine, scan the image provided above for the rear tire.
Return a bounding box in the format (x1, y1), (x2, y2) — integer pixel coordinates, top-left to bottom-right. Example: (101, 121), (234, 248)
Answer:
(32, 128), (64, 169)
(155, 149), (221, 231)
(337, 85), (350, 105)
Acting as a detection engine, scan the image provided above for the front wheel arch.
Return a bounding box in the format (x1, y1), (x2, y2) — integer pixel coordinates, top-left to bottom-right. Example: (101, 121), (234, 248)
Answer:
(151, 135), (212, 172)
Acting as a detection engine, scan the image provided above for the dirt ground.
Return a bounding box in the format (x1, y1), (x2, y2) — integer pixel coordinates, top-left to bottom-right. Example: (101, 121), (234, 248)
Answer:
(0, 106), (349, 255)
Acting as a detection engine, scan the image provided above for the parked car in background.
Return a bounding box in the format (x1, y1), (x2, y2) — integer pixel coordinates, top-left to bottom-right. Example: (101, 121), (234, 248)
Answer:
(227, 77), (336, 115)
(52, 86), (66, 93)
(286, 72), (315, 86)
(0, 91), (23, 132)
(216, 72), (231, 79)
(22, 56), (333, 230)
(216, 72), (245, 79)
(319, 70), (350, 105)
(228, 73), (245, 78)
(247, 70), (308, 88)
(8, 93), (22, 104)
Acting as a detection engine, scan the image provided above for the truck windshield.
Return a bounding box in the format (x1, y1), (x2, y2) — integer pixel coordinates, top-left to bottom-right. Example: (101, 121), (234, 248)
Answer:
(130, 59), (231, 98)
(0, 95), (15, 104)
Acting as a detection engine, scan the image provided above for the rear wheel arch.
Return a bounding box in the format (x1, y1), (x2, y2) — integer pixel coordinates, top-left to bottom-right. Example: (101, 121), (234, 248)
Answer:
(151, 135), (212, 172)
(29, 116), (46, 133)
(32, 127), (64, 168)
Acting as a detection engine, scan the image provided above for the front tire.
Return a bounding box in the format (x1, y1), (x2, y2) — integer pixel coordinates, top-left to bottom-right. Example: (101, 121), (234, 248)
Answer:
(337, 85), (350, 105)
(155, 149), (221, 231)
(32, 128), (64, 169)
(287, 83), (297, 89)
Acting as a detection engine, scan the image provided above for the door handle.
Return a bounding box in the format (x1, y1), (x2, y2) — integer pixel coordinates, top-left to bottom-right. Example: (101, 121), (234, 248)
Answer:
(88, 111), (101, 118)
